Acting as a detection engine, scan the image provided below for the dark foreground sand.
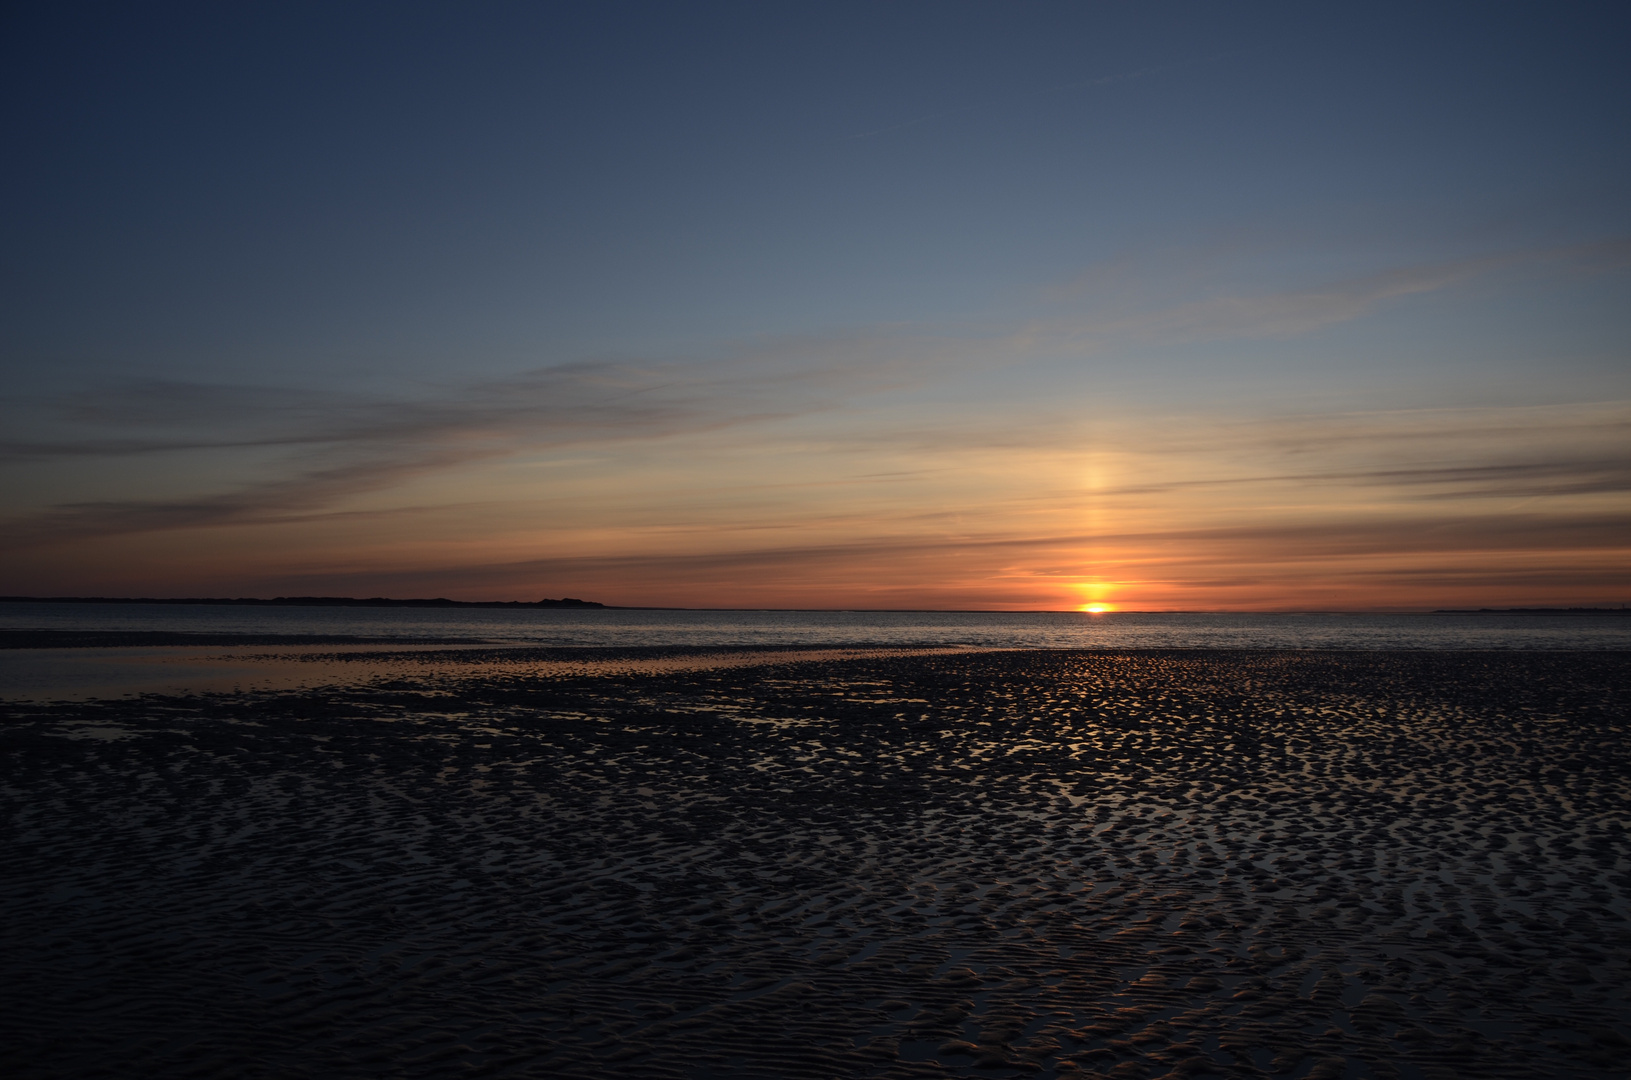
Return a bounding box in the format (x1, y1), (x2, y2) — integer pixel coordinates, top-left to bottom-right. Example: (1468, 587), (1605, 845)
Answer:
(2, 649), (1628, 1079)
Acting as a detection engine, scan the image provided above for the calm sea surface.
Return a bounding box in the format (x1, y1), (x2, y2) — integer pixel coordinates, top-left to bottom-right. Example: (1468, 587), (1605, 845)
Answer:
(2, 602), (1627, 649)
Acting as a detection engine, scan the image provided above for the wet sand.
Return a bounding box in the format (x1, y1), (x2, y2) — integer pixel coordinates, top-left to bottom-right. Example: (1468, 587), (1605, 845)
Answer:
(2, 648), (1628, 1079)
(0, 636), (990, 701)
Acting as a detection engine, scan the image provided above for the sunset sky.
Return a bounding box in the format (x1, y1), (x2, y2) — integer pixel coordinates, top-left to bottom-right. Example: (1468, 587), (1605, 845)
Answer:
(3, 1), (1628, 609)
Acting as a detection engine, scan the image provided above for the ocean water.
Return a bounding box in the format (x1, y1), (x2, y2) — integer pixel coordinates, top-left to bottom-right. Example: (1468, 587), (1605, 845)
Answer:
(2, 601), (1628, 649)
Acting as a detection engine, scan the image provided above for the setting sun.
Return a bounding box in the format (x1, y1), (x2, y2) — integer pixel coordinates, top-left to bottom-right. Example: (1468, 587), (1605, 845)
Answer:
(1081, 603), (1114, 614)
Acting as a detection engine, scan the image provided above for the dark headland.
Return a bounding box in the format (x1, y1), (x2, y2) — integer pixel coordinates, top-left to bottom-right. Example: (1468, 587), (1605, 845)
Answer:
(0, 595), (605, 609)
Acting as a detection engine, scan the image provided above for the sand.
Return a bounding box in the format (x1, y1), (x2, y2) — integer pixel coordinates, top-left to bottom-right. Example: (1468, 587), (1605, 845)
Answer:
(0, 637), (991, 701)
(2, 648), (1628, 1079)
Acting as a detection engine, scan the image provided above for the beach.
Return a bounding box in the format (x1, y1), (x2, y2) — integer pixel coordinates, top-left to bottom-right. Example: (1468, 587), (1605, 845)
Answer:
(2, 647), (1628, 1079)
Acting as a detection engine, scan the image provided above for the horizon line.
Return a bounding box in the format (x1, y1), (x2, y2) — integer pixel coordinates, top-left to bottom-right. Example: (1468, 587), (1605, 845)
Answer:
(2, 595), (1627, 615)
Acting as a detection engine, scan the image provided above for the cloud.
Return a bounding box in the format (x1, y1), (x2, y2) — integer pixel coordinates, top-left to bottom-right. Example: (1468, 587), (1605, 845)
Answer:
(1093, 458), (1631, 501)
(1049, 255), (1501, 348)
(1039, 235), (1631, 349)
(4, 237), (1626, 561)
(225, 506), (1631, 608)
(5, 354), (848, 461)
(0, 330), (969, 548)
(1174, 411), (1631, 513)
(0, 362), (713, 547)
(1138, 260), (1492, 340)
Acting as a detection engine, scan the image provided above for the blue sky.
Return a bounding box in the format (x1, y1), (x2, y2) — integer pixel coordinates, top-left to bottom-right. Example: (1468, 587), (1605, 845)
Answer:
(3, 1), (1628, 606)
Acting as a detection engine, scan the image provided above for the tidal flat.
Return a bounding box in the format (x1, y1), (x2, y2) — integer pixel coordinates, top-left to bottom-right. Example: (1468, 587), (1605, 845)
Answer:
(2, 649), (1628, 1079)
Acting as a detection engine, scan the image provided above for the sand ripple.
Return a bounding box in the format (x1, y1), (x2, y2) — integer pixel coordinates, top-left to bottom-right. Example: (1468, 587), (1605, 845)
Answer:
(2, 649), (1628, 1078)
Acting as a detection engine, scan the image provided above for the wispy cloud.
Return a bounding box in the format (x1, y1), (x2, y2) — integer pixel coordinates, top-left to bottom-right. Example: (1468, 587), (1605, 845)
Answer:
(1093, 458), (1631, 501)
(9, 391), (1628, 607)
(6, 347), (889, 461)
(235, 506), (1631, 609)
(1039, 235), (1631, 348)
(1079, 402), (1631, 500)
(0, 331), (962, 548)
(1108, 257), (1497, 342)
(4, 239), (1626, 577)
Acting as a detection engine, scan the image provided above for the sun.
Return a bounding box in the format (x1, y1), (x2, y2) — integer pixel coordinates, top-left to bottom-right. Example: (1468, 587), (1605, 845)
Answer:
(1080, 603), (1114, 614)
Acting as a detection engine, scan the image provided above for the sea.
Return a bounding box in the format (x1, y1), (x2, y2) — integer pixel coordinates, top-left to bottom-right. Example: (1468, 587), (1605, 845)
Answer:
(3, 600), (1628, 650)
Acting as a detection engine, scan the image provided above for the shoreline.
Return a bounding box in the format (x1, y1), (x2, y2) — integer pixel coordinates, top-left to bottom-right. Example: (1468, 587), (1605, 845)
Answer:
(3, 638), (1629, 704)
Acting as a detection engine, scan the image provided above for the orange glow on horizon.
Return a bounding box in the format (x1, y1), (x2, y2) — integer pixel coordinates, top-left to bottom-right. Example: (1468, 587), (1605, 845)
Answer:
(3, 403), (1625, 611)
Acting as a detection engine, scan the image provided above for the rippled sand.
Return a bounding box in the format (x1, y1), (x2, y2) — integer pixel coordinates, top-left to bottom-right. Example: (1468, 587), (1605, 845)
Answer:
(3, 649), (1628, 1079)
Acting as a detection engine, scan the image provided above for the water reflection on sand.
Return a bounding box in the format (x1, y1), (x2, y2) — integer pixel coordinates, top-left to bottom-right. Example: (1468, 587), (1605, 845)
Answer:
(0, 643), (989, 701)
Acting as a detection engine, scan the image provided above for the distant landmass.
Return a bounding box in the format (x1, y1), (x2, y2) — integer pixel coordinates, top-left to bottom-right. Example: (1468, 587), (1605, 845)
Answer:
(1432, 606), (1629, 614)
(0, 595), (606, 609)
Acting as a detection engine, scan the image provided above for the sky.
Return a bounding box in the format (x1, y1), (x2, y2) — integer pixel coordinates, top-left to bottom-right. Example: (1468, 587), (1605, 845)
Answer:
(2, 0), (1628, 610)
